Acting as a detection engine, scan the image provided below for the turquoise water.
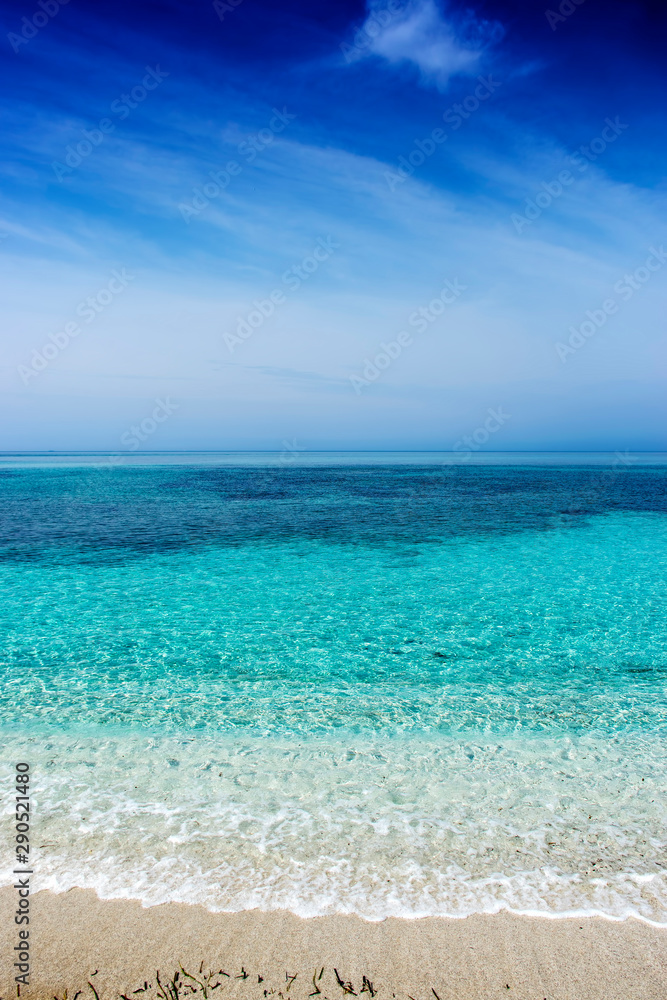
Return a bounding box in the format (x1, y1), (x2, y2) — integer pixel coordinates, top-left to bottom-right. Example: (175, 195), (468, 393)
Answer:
(1, 461), (666, 921)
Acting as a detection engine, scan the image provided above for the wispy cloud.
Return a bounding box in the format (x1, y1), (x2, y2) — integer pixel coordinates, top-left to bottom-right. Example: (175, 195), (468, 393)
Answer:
(349, 0), (502, 90)
(2, 0), (664, 449)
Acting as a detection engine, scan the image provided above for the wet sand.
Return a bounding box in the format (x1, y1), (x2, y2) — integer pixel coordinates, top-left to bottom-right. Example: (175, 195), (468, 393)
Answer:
(1, 888), (666, 1000)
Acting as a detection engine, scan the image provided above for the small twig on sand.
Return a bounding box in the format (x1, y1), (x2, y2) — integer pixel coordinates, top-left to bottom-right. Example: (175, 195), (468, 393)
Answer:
(310, 970), (322, 997)
(334, 971), (356, 996)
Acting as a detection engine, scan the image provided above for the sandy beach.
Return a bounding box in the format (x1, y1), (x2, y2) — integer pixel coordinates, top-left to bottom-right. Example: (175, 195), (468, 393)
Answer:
(1, 888), (665, 1000)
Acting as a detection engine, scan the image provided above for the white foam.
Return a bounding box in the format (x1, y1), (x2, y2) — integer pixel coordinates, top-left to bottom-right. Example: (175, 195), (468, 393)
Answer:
(2, 728), (666, 924)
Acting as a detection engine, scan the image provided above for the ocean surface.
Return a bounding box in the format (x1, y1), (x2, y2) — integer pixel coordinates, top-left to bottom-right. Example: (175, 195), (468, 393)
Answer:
(1, 455), (666, 923)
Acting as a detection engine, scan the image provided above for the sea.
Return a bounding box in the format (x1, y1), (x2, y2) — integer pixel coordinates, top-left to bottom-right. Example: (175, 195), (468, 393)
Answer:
(1, 453), (666, 924)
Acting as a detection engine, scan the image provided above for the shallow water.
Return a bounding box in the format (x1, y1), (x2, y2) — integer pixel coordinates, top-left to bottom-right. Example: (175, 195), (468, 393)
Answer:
(1, 462), (666, 921)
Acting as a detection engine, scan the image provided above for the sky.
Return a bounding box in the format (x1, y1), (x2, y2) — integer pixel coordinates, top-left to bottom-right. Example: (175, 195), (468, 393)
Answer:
(1, 0), (666, 452)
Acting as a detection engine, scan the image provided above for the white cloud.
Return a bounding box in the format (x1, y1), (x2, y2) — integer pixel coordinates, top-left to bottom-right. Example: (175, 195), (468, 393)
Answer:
(348, 0), (501, 89)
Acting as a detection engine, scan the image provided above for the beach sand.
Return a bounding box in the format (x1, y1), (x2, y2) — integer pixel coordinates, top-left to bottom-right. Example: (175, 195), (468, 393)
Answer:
(1, 888), (666, 1000)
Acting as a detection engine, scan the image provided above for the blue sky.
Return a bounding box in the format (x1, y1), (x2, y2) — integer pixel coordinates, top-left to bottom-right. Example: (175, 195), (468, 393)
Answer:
(1, 0), (666, 451)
